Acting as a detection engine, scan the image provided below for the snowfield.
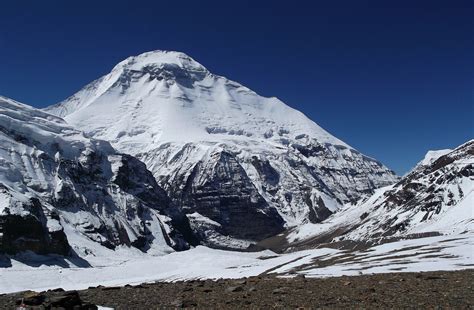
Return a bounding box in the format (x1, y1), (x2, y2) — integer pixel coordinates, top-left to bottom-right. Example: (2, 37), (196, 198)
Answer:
(1, 232), (472, 294)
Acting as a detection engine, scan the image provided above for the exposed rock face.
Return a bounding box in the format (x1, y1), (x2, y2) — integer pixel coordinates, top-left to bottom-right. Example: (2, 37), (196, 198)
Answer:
(138, 140), (396, 248)
(307, 196), (333, 224)
(176, 151), (284, 248)
(0, 96), (195, 255)
(0, 196), (69, 255)
(45, 50), (398, 249)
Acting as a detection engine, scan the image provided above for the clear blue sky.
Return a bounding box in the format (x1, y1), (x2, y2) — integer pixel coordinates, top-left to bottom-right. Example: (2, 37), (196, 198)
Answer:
(1, 0), (472, 174)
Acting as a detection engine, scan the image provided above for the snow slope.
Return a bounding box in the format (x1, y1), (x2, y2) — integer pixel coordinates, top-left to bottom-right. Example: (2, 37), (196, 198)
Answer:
(0, 96), (196, 256)
(46, 50), (398, 248)
(1, 232), (472, 294)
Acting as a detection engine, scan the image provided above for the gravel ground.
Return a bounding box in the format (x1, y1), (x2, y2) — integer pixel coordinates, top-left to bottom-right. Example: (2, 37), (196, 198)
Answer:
(1, 270), (472, 309)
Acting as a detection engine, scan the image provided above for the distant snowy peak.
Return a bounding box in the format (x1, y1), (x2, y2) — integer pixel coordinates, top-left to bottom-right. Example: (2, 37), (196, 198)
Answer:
(112, 50), (209, 74)
(417, 149), (452, 168)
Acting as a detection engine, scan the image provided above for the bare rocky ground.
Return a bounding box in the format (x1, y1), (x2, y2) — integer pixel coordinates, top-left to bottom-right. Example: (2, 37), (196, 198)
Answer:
(1, 269), (473, 309)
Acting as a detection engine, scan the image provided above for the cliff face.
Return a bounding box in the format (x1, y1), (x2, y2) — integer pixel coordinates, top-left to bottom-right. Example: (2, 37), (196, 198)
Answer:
(0, 96), (195, 256)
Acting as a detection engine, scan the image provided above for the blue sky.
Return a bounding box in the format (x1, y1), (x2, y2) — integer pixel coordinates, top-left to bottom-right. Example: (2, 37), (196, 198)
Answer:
(0, 0), (472, 174)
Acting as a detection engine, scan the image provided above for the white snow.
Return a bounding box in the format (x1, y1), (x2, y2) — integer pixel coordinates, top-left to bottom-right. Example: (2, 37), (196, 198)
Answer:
(417, 149), (452, 167)
(187, 212), (222, 227)
(408, 188), (474, 235)
(1, 232), (472, 294)
(45, 51), (350, 155)
(287, 186), (393, 243)
(46, 51), (346, 150)
(276, 232), (474, 277)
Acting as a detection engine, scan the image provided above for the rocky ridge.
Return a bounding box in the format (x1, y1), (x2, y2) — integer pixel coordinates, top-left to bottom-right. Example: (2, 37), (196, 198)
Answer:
(283, 140), (474, 250)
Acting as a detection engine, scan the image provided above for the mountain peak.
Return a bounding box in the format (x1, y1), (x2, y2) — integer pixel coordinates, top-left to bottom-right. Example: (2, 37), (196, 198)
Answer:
(417, 149), (453, 168)
(41, 52), (399, 249)
(46, 50), (352, 148)
(112, 50), (208, 74)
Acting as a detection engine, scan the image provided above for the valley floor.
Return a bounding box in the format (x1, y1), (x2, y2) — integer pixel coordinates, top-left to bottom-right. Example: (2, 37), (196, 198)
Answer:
(0, 232), (472, 296)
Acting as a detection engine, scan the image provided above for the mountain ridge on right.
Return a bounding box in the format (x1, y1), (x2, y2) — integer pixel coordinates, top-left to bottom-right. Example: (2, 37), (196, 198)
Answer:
(261, 140), (473, 252)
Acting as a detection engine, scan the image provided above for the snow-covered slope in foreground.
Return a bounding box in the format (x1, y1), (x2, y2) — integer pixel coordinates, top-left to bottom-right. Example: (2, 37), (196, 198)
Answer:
(288, 140), (474, 247)
(0, 96), (196, 256)
(46, 50), (398, 248)
(1, 232), (472, 294)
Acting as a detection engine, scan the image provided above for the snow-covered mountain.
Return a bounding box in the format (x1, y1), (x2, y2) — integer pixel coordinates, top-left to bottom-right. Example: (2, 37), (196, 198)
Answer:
(286, 140), (473, 250)
(416, 149), (452, 169)
(45, 50), (398, 249)
(0, 96), (198, 256)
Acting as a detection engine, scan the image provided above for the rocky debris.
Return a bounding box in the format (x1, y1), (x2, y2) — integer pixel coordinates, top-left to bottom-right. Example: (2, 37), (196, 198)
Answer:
(1, 270), (472, 309)
(170, 299), (198, 308)
(100, 286), (121, 291)
(226, 286), (244, 293)
(21, 291), (45, 305)
(14, 290), (97, 309)
(272, 287), (288, 294)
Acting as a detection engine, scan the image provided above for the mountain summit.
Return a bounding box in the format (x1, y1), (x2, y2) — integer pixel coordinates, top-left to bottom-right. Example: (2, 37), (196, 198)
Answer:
(46, 50), (398, 249)
(45, 50), (348, 148)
